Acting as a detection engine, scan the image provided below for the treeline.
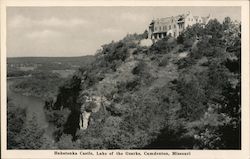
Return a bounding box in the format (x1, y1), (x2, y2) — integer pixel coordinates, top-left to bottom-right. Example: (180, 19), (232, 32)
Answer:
(7, 56), (94, 73)
(10, 71), (66, 99)
(8, 56), (94, 66)
(45, 17), (241, 149)
(7, 68), (32, 77)
(7, 99), (51, 149)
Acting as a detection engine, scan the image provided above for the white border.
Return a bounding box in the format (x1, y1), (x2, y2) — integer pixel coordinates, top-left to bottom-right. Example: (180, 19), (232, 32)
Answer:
(1, 1), (249, 159)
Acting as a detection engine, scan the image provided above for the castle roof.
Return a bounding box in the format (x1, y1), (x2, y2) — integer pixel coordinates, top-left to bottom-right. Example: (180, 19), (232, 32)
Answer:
(201, 16), (210, 24)
(151, 12), (211, 25)
(193, 16), (199, 21)
(156, 17), (172, 24)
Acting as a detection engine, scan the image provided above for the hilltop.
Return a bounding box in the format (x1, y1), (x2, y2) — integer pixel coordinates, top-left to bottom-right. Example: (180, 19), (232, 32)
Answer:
(42, 17), (241, 149)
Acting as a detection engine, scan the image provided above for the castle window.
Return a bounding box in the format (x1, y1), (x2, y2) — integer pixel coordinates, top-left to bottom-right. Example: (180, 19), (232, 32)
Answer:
(159, 26), (161, 31)
(172, 19), (174, 23)
(169, 25), (171, 29)
(174, 24), (176, 28)
(155, 27), (157, 31)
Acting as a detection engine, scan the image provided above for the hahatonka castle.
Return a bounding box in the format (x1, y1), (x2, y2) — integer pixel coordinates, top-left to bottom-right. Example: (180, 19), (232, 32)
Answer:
(148, 11), (211, 39)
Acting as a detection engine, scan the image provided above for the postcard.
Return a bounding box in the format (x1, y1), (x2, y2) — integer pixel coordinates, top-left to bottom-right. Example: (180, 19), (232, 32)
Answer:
(1, 0), (249, 159)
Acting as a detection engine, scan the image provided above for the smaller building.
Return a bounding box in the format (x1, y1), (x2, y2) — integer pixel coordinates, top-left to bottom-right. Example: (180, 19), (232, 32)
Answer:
(148, 11), (211, 39)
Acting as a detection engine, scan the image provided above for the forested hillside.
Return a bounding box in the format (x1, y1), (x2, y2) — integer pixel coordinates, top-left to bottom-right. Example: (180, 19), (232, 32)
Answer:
(44, 17), (241, 149)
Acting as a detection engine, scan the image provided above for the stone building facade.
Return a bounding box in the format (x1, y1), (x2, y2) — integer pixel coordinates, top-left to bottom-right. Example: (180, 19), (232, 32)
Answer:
(148, 11), (211, 39)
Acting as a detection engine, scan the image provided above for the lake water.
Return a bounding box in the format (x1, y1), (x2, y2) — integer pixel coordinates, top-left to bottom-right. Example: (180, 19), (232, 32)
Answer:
(7, 79), (55, 142)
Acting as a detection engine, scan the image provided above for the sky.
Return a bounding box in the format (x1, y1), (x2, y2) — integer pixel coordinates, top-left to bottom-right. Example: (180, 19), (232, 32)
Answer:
(7, 7), (241, 57)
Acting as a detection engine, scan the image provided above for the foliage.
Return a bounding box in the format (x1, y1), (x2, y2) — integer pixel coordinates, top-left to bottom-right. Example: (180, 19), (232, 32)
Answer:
(56, 134), (79, 149)
(16, 115), (46, 149)
(174, 18), (241, 149)
(7, 100), (27, 149)
(54, 75), (82, 110)
(10, 71), (66, 99)
(122, 31), (148, 42)
(45, 109), (70, 128)
(158, 54), (170, 66)
(150, 36), (177, 54)
(7, 101), (46, 149)
(178, 24), (204, 49)
(48, 18), (241, 149)
(7, 68), (31, 77)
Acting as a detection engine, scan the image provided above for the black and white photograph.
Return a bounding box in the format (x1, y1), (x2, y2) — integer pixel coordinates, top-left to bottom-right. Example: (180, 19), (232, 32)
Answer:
(1, 1), (249, 159)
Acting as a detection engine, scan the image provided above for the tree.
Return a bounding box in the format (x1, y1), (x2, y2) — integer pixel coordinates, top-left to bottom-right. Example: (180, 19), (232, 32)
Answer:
(179, 23), (204, 48)
(142, 30), (149, 39)
(16, 115), (45, 149)
(7, 101), (26, 149)
(57, 134), (79, 149)
(205, 19), (223, 39)
(222, 17), (232, 30)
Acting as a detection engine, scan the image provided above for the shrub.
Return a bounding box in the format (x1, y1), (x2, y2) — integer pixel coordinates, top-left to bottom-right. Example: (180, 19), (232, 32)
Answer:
(150, 36), (177, 54)
(176, 57), (196, 69)
(7, 101), (27, 149)
(159, 55), (170, 66)
(57, 134), (79, 149)
(132, 61), (147, 75)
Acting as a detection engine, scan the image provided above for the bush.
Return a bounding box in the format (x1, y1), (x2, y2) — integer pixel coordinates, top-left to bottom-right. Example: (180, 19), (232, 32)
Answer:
(132, 61), (147, 75)
(16, 115), (45, 149)
(158, 55), (170, 66)
(57, 134), (79, 149)
(7, 101), (27, 149)
(178, 24), (205, 49)
(150, 36), (177, 54)
(176, 57), (196, 69)
(45, 109), (70, 127)
(177, 34), (184, 44)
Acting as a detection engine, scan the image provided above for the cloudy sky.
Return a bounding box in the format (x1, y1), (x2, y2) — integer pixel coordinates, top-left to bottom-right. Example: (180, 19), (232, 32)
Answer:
(7, 7), (241, 57)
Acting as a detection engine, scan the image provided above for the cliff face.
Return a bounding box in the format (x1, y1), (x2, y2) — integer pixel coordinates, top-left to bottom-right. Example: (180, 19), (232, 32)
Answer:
(52, 20), (241, 149)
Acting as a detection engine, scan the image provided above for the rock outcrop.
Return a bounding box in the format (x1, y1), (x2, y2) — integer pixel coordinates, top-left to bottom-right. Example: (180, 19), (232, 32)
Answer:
(79, 95), (108, 130)
(79, 111), (91, 130)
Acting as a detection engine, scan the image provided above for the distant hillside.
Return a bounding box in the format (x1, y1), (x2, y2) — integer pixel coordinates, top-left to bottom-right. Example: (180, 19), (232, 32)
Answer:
(7, 55), (95, 66)
(7, 55), (96, 99)
(42, 17), (241, 149)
